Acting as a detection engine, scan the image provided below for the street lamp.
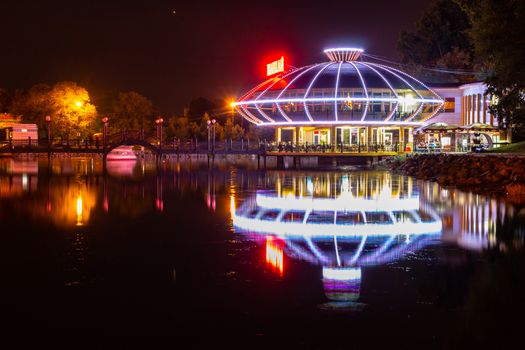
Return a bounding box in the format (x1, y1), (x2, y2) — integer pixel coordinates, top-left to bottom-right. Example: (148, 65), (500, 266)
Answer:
(155, 117), (164, 150)
(207, 118), (216, 152)
(45, 115), (51, 148)
(102, 116), (109, 150)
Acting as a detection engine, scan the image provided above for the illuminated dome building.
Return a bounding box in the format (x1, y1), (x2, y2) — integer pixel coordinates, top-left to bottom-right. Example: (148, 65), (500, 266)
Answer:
(233, 48), (444, 150)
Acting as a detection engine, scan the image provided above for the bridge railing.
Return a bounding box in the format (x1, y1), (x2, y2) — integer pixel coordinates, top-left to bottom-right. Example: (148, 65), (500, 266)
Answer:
(265, 142), (403, 153)
(3, 137), (105, 152)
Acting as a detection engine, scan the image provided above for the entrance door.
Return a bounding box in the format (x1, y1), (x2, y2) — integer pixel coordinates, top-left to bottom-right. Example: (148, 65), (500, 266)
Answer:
(313, 131), (320, 145)
(384, 132), (393, 150)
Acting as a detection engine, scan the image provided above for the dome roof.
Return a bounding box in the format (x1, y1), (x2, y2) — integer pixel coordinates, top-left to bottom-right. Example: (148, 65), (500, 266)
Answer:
(233, 49), (444, 126)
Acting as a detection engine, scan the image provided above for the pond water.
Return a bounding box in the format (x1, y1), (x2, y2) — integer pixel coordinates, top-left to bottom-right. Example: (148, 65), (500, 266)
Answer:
(1, 155), (524, 348)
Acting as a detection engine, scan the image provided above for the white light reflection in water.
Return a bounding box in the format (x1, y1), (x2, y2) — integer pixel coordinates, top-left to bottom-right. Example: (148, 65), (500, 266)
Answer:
(232, 172), (443, 310)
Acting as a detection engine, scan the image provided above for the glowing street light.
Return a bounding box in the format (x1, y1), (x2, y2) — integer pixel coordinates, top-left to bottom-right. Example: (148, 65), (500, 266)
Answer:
(155, 117), (164, 150)
(207, 118), (217, 152)
(101, 116), (109, 150)
(45, 115), (52, 149)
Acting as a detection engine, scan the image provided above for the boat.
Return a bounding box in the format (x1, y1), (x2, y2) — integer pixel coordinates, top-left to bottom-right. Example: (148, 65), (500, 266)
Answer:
(106, 145), (138, 161)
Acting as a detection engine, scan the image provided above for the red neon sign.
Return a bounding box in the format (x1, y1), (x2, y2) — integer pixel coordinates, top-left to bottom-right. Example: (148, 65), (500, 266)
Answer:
(266, 56), (285, 76)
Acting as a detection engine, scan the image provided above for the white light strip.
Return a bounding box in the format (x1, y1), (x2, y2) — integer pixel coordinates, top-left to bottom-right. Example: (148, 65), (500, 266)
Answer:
(357, 62), (399, 122)
(237, 108), (260, 124)
(322, 267), (361, 281)
(334, 61), (344, 121)
(324, 48), (364, 53)
(258, 120), (423, 126)
(350, 235), (367, 264)
(239, 77), (279, 102)
(256, 194), (420, 211)
(303, 63), (334, 121)
(240, 106), (263, 124)
(233, 214), (442, 238)
(253, 64), (314, 123)
(275, 64), (323, 123)
(373, 62), (443, 100)
(233, 97), (443, 106)
(348, 61), (369, 121)
(367, 63), (425, 122)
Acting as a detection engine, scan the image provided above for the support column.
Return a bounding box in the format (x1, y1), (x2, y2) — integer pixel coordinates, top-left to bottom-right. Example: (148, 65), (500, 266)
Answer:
(490, 97), (494, 126)
(331, 126), (336, 147)
(476, 94), (481, 123)
(482, 94), (487, 124)
(275, 127), (281, 143)
(462, 96), (466, 125)
(399, 127), (405, 153)
(468, 95), (472, 125)
(465, 95), (469, 125)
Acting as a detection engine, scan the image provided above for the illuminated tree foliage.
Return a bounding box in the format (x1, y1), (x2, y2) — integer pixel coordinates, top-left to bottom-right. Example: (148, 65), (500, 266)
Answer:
(10, 82), (97, 138)
(49, 82), (97, 138)
(455, 0), (525, 140)
(110, 91), (154, 133)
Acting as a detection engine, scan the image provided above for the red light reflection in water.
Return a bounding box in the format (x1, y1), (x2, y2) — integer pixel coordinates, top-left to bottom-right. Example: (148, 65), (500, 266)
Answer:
(265, 236), (284, 276)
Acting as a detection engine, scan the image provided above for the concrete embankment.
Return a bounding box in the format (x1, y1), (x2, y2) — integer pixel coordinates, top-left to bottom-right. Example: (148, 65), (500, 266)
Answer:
(385, 153), (525, 200)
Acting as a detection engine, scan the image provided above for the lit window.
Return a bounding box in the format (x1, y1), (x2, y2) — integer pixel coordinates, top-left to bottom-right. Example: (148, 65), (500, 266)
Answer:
(443, 97), (455, 113)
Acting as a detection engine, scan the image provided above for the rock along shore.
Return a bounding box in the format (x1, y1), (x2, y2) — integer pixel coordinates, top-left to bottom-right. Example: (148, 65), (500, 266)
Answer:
(384, 153), (525, 202)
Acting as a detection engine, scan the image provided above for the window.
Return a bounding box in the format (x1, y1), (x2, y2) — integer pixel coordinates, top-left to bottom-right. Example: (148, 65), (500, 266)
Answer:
(306, 211), (335, 224)
(260, 210), (280, 221)
(282, 211), (305, 223)
(336, 211), (365, 225)
(443, 97), (455, 113)
(365, 211), (393, 224)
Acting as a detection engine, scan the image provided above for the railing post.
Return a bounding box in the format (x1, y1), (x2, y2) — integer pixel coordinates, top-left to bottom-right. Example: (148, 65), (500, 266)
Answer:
(28, 136), (32, 150)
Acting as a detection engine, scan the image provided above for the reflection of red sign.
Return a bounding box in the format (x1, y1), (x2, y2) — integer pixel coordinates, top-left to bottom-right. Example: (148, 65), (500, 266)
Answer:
(265, 236), (284, 276)
(266, 56), (285, 76)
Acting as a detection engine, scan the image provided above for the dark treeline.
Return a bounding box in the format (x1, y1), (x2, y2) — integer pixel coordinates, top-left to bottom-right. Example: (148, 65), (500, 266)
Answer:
(398, 0), (525, 141)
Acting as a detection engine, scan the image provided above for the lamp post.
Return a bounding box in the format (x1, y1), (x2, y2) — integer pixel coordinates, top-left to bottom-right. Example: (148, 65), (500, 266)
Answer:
(102, 116), (109, 151)
(207, 120), (211, 151)
(45, 115), (51, 149)
(212, 119), (216, 152)
(155, 117), (164, 151)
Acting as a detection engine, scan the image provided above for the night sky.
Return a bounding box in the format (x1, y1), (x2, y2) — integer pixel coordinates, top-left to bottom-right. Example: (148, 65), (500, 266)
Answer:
(0, 0), (432, 115)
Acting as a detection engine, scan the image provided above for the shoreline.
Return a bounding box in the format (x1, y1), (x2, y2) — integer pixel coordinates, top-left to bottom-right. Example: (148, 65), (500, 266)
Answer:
(381, 153), (525, 203)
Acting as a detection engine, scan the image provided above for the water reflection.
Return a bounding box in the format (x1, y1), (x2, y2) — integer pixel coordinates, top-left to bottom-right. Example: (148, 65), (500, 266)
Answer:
(232, 171), (524, 310)
(1, 157), (524, 313)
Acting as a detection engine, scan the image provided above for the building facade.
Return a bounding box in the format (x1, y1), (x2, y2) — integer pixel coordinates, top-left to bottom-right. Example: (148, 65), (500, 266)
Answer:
(233, 48), (505, 150)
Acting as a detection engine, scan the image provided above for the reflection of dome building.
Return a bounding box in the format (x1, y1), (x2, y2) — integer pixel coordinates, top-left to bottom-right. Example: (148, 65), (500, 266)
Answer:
(233, 48), (444, 150)
(233, 172), (442, 309)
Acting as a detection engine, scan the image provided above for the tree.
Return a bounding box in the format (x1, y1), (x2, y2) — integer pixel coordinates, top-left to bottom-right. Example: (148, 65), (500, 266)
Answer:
(223, 117), (245, 140)
(455, 0), (525, 140)
(167, 116), (191, 141)
(0, 88), (12, 112)
(48, 82), (98, 139)
(111, 91), (154, 132)
(10, 82), (97, 138)
(398, 0), (475, 82)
